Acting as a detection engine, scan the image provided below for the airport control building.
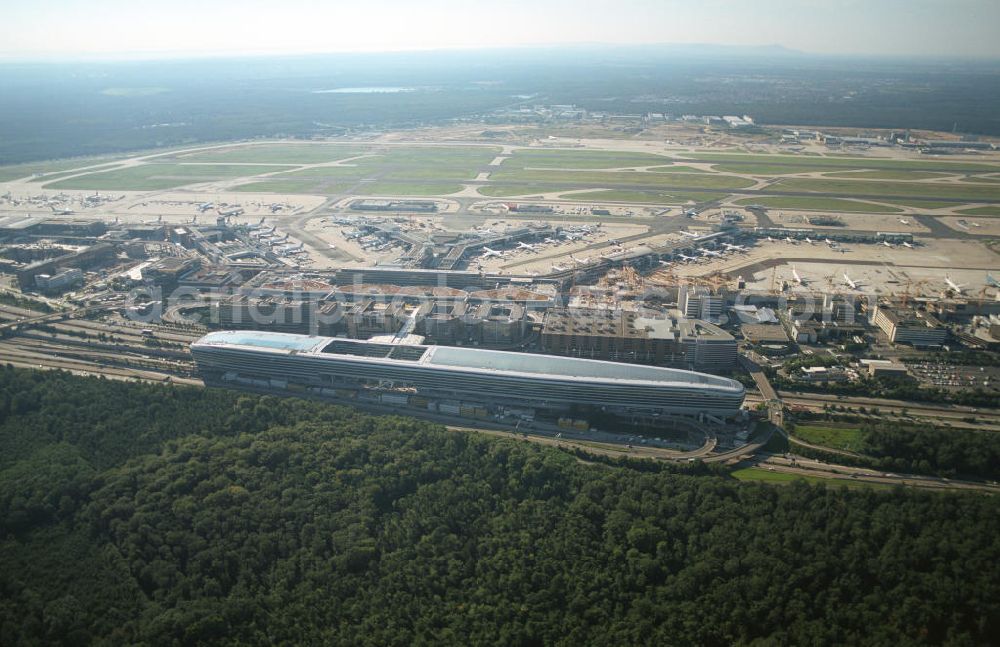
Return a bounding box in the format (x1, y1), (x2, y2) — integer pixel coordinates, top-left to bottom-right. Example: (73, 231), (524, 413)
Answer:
(191, 331), (746, 419)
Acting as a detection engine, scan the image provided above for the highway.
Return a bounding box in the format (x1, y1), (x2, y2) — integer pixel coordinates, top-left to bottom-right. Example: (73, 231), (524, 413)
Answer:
(2, 301), (997, 493)
(753, 454), (1000, 493)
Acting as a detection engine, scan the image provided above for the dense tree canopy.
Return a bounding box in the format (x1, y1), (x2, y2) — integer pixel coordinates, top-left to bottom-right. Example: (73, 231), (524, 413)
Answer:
(1, 367), (999, 645)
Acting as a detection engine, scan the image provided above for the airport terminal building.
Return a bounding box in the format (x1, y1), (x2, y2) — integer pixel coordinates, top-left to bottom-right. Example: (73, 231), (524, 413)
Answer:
(191, 331), (746, 419)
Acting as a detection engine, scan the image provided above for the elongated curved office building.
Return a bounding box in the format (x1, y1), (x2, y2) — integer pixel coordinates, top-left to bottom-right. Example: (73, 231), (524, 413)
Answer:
(191, 331), (745, 418)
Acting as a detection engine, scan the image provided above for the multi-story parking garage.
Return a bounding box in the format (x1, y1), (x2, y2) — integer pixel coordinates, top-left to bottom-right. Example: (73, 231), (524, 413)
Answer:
(191, 331), (746, 418)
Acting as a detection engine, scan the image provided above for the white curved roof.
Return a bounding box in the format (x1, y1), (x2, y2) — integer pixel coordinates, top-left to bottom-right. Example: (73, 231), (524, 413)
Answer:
(194, 330), (742, 393)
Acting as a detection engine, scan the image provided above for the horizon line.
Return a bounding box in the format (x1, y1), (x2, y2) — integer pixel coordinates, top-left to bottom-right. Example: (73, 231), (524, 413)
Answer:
(2, 41), (999, 65)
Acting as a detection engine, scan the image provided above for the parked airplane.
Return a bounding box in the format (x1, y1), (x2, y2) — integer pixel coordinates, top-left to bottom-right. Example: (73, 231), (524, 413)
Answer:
(702, 249), (723, 257)
(987, 273), (999, 288)
(517, 241), (538, 252)
(217, 207), (244, 217)
(552, 264), (569, 272)
(679, 230), (701, 238)
(676, 254), (699, 263)
(722, 242), (744, 251)
(50, 206), (75, 215)
(197, 202), (215, 212)
(791, 265), (805, 285)
(898, 218), (910, 225)
(784, 237), (797, 244)
(945, 276), (965, 294)
(144, 214), (163, 224)
(804, 237), (816, 245)
(882, 240), (894, 248)
(843, 273), (859, 290)
(481, 247), (504, 259)
(902, 241), (915, 249)
(824, 239), (837, 247)
(570, 255), (591, 265)
(544, 237), (560, 245)
(658, 260), (671, 267)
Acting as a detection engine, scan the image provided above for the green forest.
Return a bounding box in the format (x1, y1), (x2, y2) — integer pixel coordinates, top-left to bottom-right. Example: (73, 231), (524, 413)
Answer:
(1, 367), (999, 645)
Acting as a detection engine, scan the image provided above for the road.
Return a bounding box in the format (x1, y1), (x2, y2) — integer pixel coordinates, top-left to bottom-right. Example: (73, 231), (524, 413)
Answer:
(753, 454), (1000, 493)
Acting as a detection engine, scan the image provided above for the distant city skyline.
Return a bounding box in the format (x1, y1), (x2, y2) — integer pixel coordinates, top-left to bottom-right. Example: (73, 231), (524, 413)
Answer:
(3, 0), (999, 61)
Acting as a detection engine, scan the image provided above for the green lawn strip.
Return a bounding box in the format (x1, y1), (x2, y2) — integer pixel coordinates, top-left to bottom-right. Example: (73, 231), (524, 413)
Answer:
(27, 164), (126, 183)
(501, 149), (673, 169)
(822, 170), (954, 180)
(231, 179), (329, 193)
(491, 168), (756, 190)
(478, 185), (577, 197)
(361, 182), (463, 196)
(773, 177), (1000, 202)
(171, 144), (372, 164)
(687, 152), (1000, 173)
(274, 146), (500, 182)
(957, 206), (1000, 216)
(560, 190), (717, 203)
(792, 424), (866, 452)
(0, 157), (123, 182)
(45, 163), (294, 191)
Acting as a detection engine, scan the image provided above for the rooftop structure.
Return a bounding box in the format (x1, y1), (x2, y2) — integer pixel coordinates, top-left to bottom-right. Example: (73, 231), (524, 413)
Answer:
(540, 307), (736, 372)
(871, 305), (948, 348)
(191, 331), (746, 418)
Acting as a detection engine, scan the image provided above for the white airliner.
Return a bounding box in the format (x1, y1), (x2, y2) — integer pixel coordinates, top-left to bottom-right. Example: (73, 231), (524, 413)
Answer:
(679, 230), (701, 238)
(791, 265), (805, 285)
(843, 273), (859, 290)
(902, 241), (915, 249)
(882, 240), (894, 248)
(898, 218), (910, 225)
(517, 241), (538, 252)
(658, 260), (671, 267)
(552, 264), (569, 272)
(570, 255), (591, 265)
(544, 237), (560, 244)
(279, 242), (305, 255)
(677, 253), (699, 263)
(825, 239), (836, 247)
(945, 276), (965, 294)
(804, 237), (816, 245)
(785, 237), (797, 244)
(702, 249), (723, 257)
(481, 247), (505, 259)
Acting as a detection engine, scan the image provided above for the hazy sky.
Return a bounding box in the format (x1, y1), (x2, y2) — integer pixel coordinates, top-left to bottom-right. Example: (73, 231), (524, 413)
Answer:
(3, 0), (999, 60)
